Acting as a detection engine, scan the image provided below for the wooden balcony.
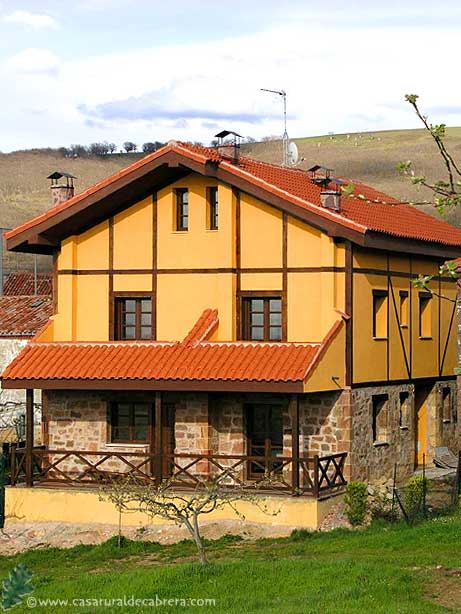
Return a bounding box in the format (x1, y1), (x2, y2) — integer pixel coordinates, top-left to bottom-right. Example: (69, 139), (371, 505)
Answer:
(9, 446), (347, 499)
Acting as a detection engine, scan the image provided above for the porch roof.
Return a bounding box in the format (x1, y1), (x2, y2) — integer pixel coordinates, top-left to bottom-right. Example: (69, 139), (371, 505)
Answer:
(1, 309), (343, 392)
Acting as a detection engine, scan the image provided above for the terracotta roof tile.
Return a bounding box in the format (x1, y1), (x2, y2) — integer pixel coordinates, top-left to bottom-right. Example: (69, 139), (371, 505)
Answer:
(3, 272), (52, 296)
(182, 308), (219, 346)
(6, 141), (461, 248)
(0, 296), (53, 337)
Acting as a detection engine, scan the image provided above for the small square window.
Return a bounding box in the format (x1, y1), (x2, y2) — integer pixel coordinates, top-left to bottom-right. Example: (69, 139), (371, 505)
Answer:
(115, 297), (153, 340)
(242, 296), (283, 341)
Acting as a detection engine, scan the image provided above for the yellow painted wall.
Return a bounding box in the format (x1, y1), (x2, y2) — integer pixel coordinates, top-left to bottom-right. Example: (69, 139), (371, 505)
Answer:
(113, 197), (153, 270)
(305, 323), (346, 392)
(352, 247), (458, 384)
(6, 486), (343, 530)
(240, 195), (282, 268)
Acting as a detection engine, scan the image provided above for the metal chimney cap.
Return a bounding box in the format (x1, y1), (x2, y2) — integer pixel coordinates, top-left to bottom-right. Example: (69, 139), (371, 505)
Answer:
(214, 130), (243, 139)
(47, 171), (77, 180)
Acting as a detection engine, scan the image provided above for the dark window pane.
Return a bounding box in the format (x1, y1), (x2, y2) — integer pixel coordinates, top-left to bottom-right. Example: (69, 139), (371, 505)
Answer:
(124, 313), (136, 326)
(251, 299), (264, 312)
(113, 427), (130, 441)
(140, 326), (151, 339)
(141, 299), (151, 313)
(251, 327), (264, 340)
(141, 313), (152, 326)
(251, 313), (264, 326)
(269, 299), (281, 312)
(124, 326), (136, 339)
(269, 327), (282, 341)
(125, 300), (136, 312)
(270, 313), (281, 326)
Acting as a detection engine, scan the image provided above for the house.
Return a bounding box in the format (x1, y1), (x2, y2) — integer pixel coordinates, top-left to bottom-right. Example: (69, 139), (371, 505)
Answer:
(0, 274), (52, 442)
(2, 139), (460, 528)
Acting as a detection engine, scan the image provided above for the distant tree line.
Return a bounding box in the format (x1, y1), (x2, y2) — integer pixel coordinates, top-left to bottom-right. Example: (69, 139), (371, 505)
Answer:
(8, 141), (167, 158)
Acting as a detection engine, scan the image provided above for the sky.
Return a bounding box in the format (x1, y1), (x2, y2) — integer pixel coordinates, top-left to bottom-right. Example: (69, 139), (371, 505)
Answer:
(0, 0), (460, 152)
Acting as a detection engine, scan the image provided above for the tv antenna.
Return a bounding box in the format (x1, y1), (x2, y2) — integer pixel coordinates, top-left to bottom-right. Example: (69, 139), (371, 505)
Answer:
(260, 88), (290, 165)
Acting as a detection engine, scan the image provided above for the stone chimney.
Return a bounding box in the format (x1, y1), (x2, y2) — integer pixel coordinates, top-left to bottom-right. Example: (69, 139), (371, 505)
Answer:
(320, 190), (341, 212)
(214, 130), (242, 165)
(47, 171), (76, 207)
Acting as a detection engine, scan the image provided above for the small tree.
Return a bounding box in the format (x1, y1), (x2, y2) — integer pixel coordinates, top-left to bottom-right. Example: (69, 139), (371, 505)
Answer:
(123, 141), (137, 153)
(100, 470), (279, 565)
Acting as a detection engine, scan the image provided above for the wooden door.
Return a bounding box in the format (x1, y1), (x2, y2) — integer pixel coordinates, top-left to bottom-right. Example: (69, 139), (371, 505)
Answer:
(415, 386), (430, 466)
(246, 404), (283, 477)
(149, 399), (175, 478)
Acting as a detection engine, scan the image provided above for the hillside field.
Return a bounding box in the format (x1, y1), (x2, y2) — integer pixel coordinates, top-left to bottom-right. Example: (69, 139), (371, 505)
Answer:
(1, 127), (461, 272)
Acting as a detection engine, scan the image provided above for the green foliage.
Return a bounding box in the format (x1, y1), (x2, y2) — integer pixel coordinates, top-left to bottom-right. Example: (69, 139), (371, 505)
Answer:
(404, 476), (429, 521)
(344, 481), (368, 526)
(1, 563), (34, 610)
(341, 182), (355, 197)
(289, 528), (313, 541)
(369, 493), (400, 524)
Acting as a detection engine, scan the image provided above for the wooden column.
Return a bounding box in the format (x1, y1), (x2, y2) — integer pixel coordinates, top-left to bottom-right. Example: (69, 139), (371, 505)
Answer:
(25, 389), (34, 487)
(289, 394), (299, 494)
(154, 392), (163, 480)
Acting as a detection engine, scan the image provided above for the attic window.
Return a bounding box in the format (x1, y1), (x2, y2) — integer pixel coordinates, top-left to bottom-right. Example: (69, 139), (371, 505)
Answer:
(31, 299), (44, 308)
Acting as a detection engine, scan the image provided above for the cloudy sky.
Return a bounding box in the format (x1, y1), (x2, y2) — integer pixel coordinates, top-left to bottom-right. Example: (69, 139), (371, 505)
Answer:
(0, 0), (460, 151)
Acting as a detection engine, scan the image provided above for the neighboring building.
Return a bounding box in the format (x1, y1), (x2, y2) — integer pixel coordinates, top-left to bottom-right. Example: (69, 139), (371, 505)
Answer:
(2, 140), (461, 526)
(3, 272), (52, 297)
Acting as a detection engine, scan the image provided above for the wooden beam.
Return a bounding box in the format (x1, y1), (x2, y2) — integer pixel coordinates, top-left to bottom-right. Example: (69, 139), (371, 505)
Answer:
(154, 392), (162, 480)
(25, 389), (34, 487)
(290, 394), (299, 493)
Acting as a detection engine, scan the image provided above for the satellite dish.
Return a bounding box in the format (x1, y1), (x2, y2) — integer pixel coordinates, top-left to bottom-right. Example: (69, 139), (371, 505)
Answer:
(287, 141), (299, 166)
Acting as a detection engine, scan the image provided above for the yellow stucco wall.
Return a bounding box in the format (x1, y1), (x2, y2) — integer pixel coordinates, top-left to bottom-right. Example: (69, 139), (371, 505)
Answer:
(6, 487), (343, 530)
(352, 247), (458, 384)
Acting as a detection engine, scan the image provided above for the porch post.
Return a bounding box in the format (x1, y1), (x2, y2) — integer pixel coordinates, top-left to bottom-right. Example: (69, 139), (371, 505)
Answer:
(154, 392), (163, 480)
(25, 389), (34, 487)
(289, 394), (299, 494)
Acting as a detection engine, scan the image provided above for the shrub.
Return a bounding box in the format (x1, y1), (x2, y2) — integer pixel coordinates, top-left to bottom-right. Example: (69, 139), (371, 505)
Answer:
(404, 476), (429, 521)
(344, 481), (368, 526)
(369, 492), (400, 524)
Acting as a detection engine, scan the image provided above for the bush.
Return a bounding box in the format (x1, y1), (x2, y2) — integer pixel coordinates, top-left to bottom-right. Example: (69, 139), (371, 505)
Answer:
(404, 476), (429, 521)
(344, 482), (368, 526)
(369, 492), (400, 524)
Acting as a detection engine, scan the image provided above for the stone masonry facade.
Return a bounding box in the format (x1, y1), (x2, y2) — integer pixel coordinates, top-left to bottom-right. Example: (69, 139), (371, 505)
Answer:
(42, 379), (458, 485)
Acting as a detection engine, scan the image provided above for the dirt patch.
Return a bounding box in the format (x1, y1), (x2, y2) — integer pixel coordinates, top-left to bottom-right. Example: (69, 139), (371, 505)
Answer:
(0, 519), (297, 556)
(424, 567), (461, 611)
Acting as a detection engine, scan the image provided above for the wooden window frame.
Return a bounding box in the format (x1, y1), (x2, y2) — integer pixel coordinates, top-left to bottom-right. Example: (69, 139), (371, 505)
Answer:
(442, 386), (452, 423)
(399, 290), (409, 328)
(419, 292), (432, 339)
(372, 394), (389, 445)
(399, 391), (410, 429)
(114, 295), (153, 340)
(207, 186), (219, 230)
(175, 188), (189, 231)
(245, 403), (284, 478)
(241, 295), (284, 342)
(372, 289), (388, 340)
(109, 401), (151, 444)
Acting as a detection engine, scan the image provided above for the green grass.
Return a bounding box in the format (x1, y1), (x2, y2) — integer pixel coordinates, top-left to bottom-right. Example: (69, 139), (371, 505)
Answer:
(0, 515), (460, 613)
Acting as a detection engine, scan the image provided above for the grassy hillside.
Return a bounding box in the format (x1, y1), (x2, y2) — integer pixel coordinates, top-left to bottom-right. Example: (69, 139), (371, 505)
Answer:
(1, 127), (461, 272)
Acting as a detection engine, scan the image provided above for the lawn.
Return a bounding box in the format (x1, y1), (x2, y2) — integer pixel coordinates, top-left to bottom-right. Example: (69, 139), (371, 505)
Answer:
(0, 514), (460, 613)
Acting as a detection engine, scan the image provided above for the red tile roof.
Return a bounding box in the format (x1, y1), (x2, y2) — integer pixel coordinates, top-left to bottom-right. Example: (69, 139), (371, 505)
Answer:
(3, 272), (52, 297)
(0, 296), (52, 337)
(6, 141), (461, 248)
(182, 308), (219, 346)
(2, 309), (344, 386)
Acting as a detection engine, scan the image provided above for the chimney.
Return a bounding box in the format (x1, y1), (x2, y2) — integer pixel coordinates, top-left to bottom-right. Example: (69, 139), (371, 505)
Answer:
(320, 190), (341, 212)
(214, 130), (242, 164)
(47, 171), (76, 207)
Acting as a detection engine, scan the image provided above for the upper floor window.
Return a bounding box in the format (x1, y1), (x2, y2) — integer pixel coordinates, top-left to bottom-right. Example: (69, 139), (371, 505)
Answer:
(372, 289), (388, 339)
(115, 297), (152, 340)
(207, 187), (218, 230)
(399, 290), (409, 327)
(242, 296), (282, 341)
(175, 188), (189, 231)
(419, 292), (432, 338)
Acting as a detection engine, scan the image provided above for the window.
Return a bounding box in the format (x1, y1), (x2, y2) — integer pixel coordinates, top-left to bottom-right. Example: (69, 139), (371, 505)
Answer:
(442, 387), (452, 423)
(175, 188), (189, 231)
(372, 394), (389, 444)
(372, 290), (388, 339)
(110, 402), (149, 443)
(115, 297), (152, 340)
(399, 391), (410, 429)
(399, 291), (409, 327)
(207, 187), (218, 230)
(246, 404), (283, 477)
(242, 297), (282, 341)
(419, 292), (432, 338)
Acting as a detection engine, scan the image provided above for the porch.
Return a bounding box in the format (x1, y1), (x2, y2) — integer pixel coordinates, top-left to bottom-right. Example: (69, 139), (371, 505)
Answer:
(10, 389), (349, 499)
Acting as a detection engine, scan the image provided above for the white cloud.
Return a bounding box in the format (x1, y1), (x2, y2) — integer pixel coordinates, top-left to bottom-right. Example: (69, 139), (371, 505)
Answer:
(5, 48), (61, 75)
(3, 10), (59, 31)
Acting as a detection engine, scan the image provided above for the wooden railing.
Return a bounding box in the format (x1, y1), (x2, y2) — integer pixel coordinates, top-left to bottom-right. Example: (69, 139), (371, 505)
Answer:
(9, 446), (347, 498)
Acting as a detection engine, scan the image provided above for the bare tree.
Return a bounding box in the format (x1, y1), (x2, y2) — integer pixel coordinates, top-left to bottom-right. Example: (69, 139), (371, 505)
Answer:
(123, 141), (137, 153)
(100, 471), (279, 565)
